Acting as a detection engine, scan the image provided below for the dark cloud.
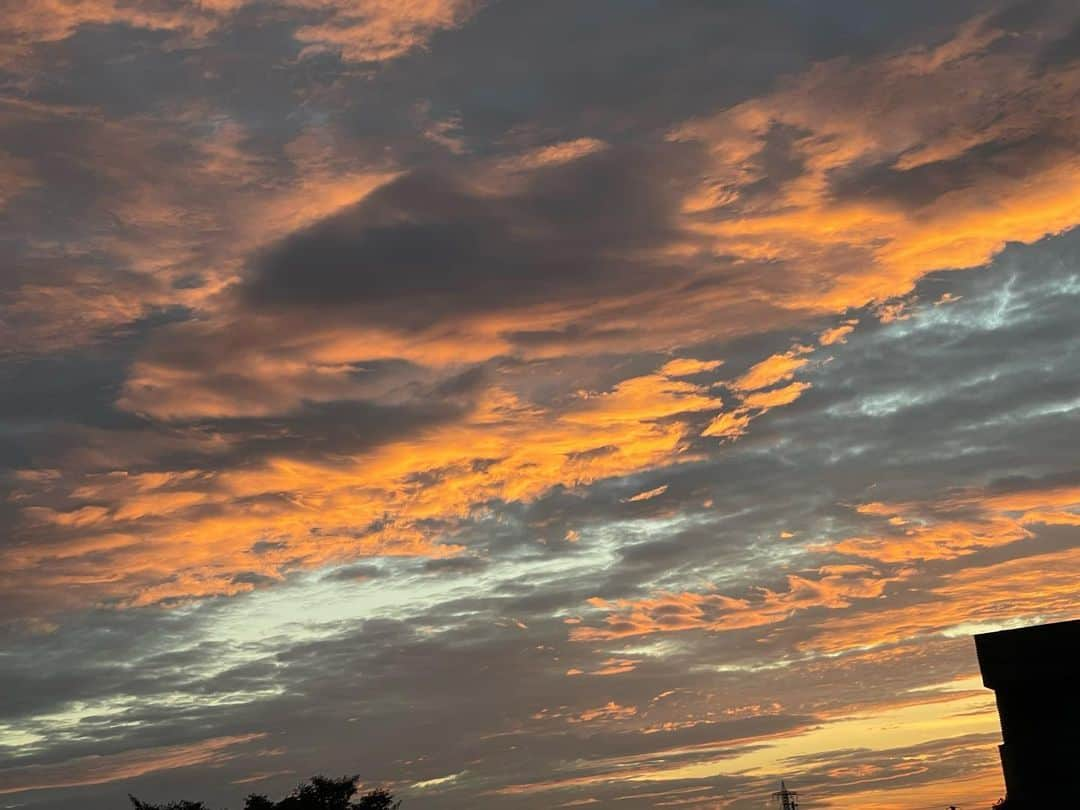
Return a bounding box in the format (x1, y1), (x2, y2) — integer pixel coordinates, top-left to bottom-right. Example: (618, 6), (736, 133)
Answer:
(1036, 17), (1080, 68)
(353, 0), (992, 146)
(183, 398), (468, 466)
(421, 556), (489, 575)
(736, 123), (811, 203)
(321, 563), (382, 582)
(243, 145), (702, 331)
(987, 0), (1055, 32)
(828, 132), (1072, 209)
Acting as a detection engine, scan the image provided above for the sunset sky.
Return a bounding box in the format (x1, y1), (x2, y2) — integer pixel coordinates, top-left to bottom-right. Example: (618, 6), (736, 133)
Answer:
(2, 1), (1080, 808)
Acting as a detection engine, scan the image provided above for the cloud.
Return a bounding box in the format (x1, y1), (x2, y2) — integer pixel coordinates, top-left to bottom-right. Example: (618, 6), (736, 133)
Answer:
(291, 0), (482, 63)
(672, 4), (1080, 313)
(4, 363), (724, 610)
(0, 734), (263, 795)
(104, 4), (1080, 444)
(808, 545), (1080, 654)
(320, 563), (382, 582)
(240, 151), (691, 325)
(657, 358), (724, 378)
(0, 0), (482, 67)
(0, 97), (395, 355)
(572, 564), (893, 642)
(700, 410), (753, 441)
(3, 4), (1080, 809)
(495, 138), (609, 173)
(117, 143), (709, 419)
(818, 321), (857, 346)
(730, 349), (812, 392)
(622, 485), (669, 504)
(740, 381), (812, 410)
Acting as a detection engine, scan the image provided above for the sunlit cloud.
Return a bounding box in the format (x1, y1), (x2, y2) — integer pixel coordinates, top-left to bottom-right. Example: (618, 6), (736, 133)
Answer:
(826, 484), (1080, 562)
(808, 547), (1080, 655)
(2, 0), (482, 67)
(6, 363), (724, 607)
(673, 11), (1080, 315)
(572, 564), (894, 642)
(0, 734), (264, 795)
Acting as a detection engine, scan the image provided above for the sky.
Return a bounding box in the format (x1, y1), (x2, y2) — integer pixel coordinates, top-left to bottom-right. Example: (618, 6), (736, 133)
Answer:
(1, 1), (1079, 808)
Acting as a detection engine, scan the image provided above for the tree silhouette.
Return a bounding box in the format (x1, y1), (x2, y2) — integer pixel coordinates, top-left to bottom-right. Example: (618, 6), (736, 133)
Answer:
(129, 799), (210, 810)
(130, 776), (398, 810)
(246, 776), (398, 810)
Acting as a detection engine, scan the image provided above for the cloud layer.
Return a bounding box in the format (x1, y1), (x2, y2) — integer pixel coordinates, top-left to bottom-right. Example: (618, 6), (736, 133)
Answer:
(2, 1), (1079, 809)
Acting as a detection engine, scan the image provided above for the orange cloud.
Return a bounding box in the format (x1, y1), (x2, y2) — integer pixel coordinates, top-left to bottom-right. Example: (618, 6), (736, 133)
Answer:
(590, 658), (641, 676)
(1, 98), (396, 355)
(571, 564), (892, 642)
(819, 321), (857, 346)
(495, 138), (609, 173)
(828, 514), (1030, 564)
(2, 0), (481, 66)
(622, 485), (669, 503)
(672, 12), (1080, 315)
(731, 349), (811, 392)
(825, 484), (1080, 563)
(12, 7), (1078, 375)
(658, 358), (724, 378)
(106, 15), (1080, 427)
(8, 9), (1080, 629)
(0, 733), (263, 795)
(740, 381), (811, 410)
(700, 410), (753, 441)
(532, 701), (639, 725)
(292, 0), (481, 62)
(807, 546), (1080, 655)
(834, 767), (1003, 810)
(0, 0), (218, 65)
(700, 347), (815, 441)
(5, 364), (724, 607)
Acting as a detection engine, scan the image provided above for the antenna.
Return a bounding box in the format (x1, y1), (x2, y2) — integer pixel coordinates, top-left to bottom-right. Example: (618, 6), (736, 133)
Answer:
(772, 780), (799, 810)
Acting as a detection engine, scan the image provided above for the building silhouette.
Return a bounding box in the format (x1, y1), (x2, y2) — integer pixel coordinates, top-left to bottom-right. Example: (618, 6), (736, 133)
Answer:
(974, 618), (1080, 808)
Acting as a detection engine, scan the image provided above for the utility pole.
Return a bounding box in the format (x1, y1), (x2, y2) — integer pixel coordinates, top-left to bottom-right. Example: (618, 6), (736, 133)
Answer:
(772, 780), (799, 810)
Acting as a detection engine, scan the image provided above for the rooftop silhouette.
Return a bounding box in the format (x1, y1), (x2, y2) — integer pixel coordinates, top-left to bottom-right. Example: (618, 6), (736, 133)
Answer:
(975, 618), (1080, 809)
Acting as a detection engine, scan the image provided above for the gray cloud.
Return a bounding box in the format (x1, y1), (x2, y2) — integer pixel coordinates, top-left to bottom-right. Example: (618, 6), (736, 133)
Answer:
(241, 146), (702, 330)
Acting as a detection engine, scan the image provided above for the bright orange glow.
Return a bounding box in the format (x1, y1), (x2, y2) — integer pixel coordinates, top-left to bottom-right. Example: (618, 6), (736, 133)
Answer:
(6, 364), (724, 605)
(572, 564), (892, 641)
